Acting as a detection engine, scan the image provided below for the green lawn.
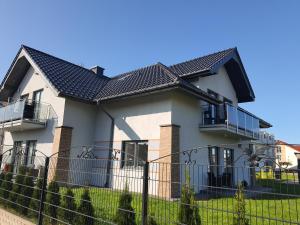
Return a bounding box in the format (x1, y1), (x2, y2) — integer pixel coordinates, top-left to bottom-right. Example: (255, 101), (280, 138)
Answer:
(59, 179), (300, 225)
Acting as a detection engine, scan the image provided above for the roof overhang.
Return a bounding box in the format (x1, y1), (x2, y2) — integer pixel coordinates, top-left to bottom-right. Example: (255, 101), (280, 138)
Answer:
(0, 49), (31, 101)
(182, 49), (255, 103)
(97, 82), (220, 105)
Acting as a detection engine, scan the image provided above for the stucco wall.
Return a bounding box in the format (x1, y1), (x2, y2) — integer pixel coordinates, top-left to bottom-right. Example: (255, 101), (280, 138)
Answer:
(92, 94), (172, 191)
(279, 145), (298, 169)
(171, 91), (250, 189)
(192, 66), (238, 106)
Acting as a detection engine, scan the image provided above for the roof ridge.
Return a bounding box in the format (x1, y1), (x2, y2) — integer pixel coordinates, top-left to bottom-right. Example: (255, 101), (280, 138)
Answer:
(22, 45), (110, 79)
(169, 47), (236, 68)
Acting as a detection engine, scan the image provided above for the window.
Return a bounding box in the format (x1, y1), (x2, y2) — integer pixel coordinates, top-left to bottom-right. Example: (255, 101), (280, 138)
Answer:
(206, 90), (219, 125)
(121, 141), (148, 168)
(24, 140), (37, 166)
(33, 89), (43, 103)
(224, 149), (234, 174)
(208, 146), (219, 175)
(277, 146), (281, 153)
(32, 89), (43, 120)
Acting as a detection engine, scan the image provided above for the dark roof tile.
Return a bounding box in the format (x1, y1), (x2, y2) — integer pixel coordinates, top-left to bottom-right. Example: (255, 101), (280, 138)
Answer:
(169, 48), (235, 76)
(22, 45), (110, 101)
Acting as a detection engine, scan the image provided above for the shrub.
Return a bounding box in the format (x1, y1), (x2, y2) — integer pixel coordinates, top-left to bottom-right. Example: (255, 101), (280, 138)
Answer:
(18, 169), (34, 215)
(0, 164), (14, 205)
(10, 166), (26, 209)
(0, 172), (5, 187)
(46, 180), (61, 225)
(61, 187), (77, 224)
(147, 215), (158, 225)
(29, 177), (43, 217)
(76, 189), (95, 225)
(233, 183), (249, 225)
(114, 184), (136, 225)
(178, 172), (201, 225)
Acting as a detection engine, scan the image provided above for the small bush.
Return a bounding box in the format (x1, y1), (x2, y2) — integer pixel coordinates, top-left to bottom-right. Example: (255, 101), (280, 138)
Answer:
(114, 184), (136, 225)
(29, 178), (43, 217)
(147, 215), (158, 225)
(0, 172), (5, 187)
(61, 188), (77, 224)
(10, 166), (27, 209)
(46, 180), (61, 225)
(76, 189), (95, 225)
(0, 164), (14, 205)
(233, 183), (249, 225)
(178, 172), (201, 225)
(18, 169), (34, 215)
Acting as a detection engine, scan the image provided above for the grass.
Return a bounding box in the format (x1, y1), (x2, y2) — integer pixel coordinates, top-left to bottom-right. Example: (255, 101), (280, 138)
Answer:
(1, 175), (299, 225)
(59, 179), (300, 225)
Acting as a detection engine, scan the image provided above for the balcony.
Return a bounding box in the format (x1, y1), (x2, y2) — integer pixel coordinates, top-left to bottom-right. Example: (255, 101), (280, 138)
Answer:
(0, 99), (49, 131)
(199, 103), (260, 140)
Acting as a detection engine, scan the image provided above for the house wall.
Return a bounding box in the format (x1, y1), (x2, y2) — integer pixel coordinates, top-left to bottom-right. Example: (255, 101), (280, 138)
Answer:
(62, 99), (98, 185)
(2, 65), (65, 157)
(192, 66), (238, 106)
(277, 145), (298, 169)
(91, 93), (172, 192)
(170, 91), (250, 191)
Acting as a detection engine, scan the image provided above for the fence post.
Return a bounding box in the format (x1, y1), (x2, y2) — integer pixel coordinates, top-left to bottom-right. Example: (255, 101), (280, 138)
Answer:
(37, 156), (50, 225)
(142, 161), (149, 225)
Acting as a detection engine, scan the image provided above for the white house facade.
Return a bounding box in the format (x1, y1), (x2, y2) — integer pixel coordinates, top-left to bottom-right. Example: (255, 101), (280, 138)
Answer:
(0, 45), (272, 197)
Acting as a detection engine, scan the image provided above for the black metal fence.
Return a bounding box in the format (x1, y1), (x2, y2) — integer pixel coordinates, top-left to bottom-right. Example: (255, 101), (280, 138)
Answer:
(0, 146), (299, 225)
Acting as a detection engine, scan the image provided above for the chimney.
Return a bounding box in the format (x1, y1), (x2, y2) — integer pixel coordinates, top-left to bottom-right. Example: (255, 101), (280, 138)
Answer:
(90, 66), (105, 76)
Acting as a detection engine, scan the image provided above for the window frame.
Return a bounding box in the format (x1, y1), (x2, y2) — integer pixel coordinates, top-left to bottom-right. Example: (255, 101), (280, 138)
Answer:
(121, 140), (148, 169)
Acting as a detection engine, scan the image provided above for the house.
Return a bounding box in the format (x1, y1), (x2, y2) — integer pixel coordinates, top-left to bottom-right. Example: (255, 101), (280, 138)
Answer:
(249, 131), (276, 169)
(0, 45), (271, 197)
(275, 140), (300, 169)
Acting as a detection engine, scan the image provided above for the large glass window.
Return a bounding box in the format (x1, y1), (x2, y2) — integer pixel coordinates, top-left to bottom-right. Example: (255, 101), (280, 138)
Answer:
(224, 148), (234, 174)
(24, 140), (37, 166)
(208, 146), (219, 175)
(32, 89), (43, 120)
(122, 141), (148, 168)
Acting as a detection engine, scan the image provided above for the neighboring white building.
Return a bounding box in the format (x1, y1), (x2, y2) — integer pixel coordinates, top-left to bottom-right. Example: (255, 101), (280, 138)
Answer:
(275, 140), (300, 169)
(252, 131), (276, 168)
(0, 45), (271, 197)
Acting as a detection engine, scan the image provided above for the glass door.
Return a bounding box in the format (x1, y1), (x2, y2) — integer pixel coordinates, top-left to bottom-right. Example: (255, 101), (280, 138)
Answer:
(24, 140), (37, 166)
(32, 90), (43, 120)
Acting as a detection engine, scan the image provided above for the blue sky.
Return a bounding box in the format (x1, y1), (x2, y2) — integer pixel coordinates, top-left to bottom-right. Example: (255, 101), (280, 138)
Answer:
(0, 1), (299, 143)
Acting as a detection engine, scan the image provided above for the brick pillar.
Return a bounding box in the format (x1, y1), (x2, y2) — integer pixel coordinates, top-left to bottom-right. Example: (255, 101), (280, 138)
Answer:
(49, 126), (73, 183)
(158, 124), (180, 199)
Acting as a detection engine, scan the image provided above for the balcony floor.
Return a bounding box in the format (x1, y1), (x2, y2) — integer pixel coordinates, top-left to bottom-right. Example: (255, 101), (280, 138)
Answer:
(0, 119), (46, 132)
(199, 124), (258, 140)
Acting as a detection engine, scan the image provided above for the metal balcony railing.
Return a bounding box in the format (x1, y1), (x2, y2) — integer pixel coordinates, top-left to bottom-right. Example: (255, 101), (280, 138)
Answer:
(201, 102), (260, 139)
(0, 99), (49, 125)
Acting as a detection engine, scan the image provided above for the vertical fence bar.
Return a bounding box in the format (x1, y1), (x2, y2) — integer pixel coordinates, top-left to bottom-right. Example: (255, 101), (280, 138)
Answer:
(142, 161), (149, 225)
(0, 154), (2, 168)
(38, 156), (49, 225)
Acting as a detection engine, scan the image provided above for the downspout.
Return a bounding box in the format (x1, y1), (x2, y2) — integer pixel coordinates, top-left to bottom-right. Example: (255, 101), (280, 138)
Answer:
(98, 104), (115, 188)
